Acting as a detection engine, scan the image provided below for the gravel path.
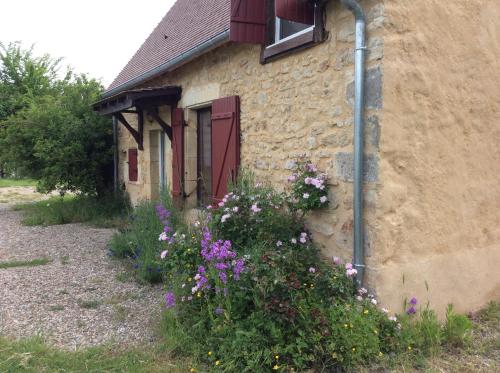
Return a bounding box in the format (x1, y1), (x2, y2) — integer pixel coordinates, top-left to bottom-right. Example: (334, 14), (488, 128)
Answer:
(0, 203), (164, 350)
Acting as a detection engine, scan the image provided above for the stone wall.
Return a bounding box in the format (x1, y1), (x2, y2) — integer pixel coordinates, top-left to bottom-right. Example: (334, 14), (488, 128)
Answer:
(372, 0), (500, 315)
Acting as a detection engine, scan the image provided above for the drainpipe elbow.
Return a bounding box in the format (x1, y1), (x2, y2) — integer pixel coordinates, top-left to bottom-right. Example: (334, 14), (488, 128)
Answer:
(340, 0), (366, 22)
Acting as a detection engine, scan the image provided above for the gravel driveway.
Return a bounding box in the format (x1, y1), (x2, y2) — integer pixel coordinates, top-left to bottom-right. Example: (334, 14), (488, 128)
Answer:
(0, 203), (163, 350)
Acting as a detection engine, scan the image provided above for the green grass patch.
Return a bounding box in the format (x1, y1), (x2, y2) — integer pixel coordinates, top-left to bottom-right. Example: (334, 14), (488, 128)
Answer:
(77, 299), (102, 309)
(0, 336), (189, 373)
(0, 258), (51, 269)
(0, 178), (37, 188)
(14, 193), (129, 227)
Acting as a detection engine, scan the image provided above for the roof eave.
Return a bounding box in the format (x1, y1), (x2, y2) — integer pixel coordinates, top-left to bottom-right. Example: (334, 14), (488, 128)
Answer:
(103, 29), (230, 99)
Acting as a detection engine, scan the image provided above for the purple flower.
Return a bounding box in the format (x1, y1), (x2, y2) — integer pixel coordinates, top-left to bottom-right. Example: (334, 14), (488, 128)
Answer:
(233, 259), (245, 280)
(165, 292), (176, 309)
(407, 306), (417, 315)
(215, 307), (224, 315)
(410, 297), (418, 305)
(219, 271), (228, 283)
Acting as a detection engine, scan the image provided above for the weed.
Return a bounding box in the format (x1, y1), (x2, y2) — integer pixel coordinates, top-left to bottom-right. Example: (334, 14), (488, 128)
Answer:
(59, 255), (70, 265)
(0, 258), (51, 269)
(49, 305), (65, 312)
(77, 299), (102, 309)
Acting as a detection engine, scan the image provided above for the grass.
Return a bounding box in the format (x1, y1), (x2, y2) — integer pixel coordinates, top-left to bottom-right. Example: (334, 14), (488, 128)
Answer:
(360, 301), (500, 373)
(0, 258), (51, 269)
(0, 337), (189, 373)
(77, 299), (103, 310)
(14, 193), (129, 228)
(0, 178), (37, 188)
(0, 303), (497, 372)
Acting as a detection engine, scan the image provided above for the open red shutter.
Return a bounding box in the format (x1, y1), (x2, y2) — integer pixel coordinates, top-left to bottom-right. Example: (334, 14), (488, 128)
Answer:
(230, 0), (266, 44)
(211, 96), (240, 202)
(128, 148), (138, 182)
(276, 0), (315, 25)
(171, 108), (184, 201)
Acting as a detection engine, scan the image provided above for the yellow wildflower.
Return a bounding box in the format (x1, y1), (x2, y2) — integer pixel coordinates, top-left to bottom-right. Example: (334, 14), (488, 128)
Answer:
(275, 355), (279, 360)
(190, 368), (196, 373)
(352, 347), (356, 352)
(215, 360), (221, 366)
(408, 346), (412, 351)
(273, 365), (279, 370)
(197, 292), (201, 297)
(188, 277), (192, 282)
(374, 329), (378, 334)
(349, 323), (353, 328)
(379, 351), (383, 357)
(344, 324), (348, 328)
(208, 351), (212, 356)
(363, 309), (369, 314)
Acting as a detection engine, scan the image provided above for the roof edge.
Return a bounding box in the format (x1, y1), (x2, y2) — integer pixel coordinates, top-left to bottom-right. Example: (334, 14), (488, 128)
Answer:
(103, 29), (230, 99)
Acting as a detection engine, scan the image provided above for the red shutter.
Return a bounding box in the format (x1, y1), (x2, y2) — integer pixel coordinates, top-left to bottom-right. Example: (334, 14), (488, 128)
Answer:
(128, 148), (138, 182)
(211, 96), (240, 202)
(276, 0), (315, 25)
(230, 0), (266, 44)
(171, 108), (184, 201)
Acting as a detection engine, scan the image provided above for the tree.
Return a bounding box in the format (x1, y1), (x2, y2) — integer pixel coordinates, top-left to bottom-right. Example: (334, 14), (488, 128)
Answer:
(0, 42), (113, 196)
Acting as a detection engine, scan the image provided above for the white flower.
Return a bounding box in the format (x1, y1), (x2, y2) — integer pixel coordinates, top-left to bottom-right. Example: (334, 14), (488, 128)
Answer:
(356, 296), (363, 301)
(389, 316), (397, 322)
(221, 213), (231, 223)
(381, 308), (389, 314)
(193, 220), (201, 227)
(191, 286), (199, 294)
(158, 232), (168, 241)
(181, 283), (186, 288)
(358, 287), (368, 295)
(232, 206), (239, 213)
(194, 274), (201, 281)
(160, 250), (168, 259)
(308, 267), (316, 273)
(371, 299), (378, 305)
(276, 241), (283, 247)
(303, 193), (310, 199)
(320, 196), (328, 203)
(291, 238), (297, 244)
(299, 237), (307, 244)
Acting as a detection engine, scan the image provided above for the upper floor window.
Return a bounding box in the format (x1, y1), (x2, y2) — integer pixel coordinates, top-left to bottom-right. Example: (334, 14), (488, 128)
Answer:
(263, 0), (325, 62)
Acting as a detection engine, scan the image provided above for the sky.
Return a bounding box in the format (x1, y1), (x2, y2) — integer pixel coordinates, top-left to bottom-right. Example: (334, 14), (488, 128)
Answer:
(0, 0), (176, 87)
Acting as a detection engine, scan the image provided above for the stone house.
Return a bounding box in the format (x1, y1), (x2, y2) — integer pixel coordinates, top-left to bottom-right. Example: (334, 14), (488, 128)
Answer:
(93, 0), (500, 316)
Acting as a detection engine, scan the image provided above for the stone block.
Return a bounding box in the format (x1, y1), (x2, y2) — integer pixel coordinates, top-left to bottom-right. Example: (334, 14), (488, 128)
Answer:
(334, 152), (379, 182)
(346, 66), (383, 109)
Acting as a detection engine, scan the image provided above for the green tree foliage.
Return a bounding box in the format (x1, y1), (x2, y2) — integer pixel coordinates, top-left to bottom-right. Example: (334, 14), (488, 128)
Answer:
(0, 42), (113, 195)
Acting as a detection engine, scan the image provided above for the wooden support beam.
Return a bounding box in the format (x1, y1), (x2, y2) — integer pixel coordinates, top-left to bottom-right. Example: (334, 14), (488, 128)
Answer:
(147, 108), (173, 141)
(137, 109), (144, 150)
(115, 112), (143, 150)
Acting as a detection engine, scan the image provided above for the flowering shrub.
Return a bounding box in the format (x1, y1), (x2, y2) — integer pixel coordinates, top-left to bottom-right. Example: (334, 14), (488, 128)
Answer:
(288, 159), (329, 212)
(110, 163), (471, 371)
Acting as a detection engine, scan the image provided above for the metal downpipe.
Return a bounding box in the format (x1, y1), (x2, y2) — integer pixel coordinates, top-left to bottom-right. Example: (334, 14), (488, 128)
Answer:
(112, 115), (119, 193)
(340, 0), (367, 288)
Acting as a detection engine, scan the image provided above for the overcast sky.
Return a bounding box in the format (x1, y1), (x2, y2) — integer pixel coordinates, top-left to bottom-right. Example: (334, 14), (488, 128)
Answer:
(0, 0), (176, 87)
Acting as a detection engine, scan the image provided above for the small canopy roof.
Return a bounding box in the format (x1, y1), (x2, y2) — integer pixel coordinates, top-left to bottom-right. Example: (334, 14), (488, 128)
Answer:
(92, 86), (182, 115)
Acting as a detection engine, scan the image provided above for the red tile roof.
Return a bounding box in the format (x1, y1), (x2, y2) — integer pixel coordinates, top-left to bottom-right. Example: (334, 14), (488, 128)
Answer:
(108, 0), (230, 92)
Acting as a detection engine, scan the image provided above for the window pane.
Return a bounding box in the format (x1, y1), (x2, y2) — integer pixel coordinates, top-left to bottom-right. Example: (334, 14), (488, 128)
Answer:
(279, 18), (310, 39)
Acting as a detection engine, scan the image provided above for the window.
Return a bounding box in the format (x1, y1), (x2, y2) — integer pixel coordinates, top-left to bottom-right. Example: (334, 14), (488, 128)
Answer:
(274, 16), (314, 44)
(262, 0), (325, 62)
(128, 148), (138, 182)
(197, 108), (212, 206)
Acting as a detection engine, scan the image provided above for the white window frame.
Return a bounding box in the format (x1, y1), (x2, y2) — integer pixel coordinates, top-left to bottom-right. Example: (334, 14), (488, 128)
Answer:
(273, 17), (315, 45)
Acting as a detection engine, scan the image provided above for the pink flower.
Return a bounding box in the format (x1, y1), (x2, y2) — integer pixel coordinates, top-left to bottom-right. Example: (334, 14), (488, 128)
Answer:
(287, 174), (297, 182)
(250, 204), (261, 214)
(160, 250), (168, 259)
(320, 196), (328, 203)
(333, 256), (342, 265)
(206, 205), (212, 210)
(299, 236), (307, 244)
(218, 201), (225, 207)
(306, 163), (317, 172)
(303, 193), (310, 199)
(346, 268), (358, 277)
(358, 287), (368, 295)
(309, 267), (316, 273)
(304, 177), (312, 185)
(345, 263), (353, 270)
